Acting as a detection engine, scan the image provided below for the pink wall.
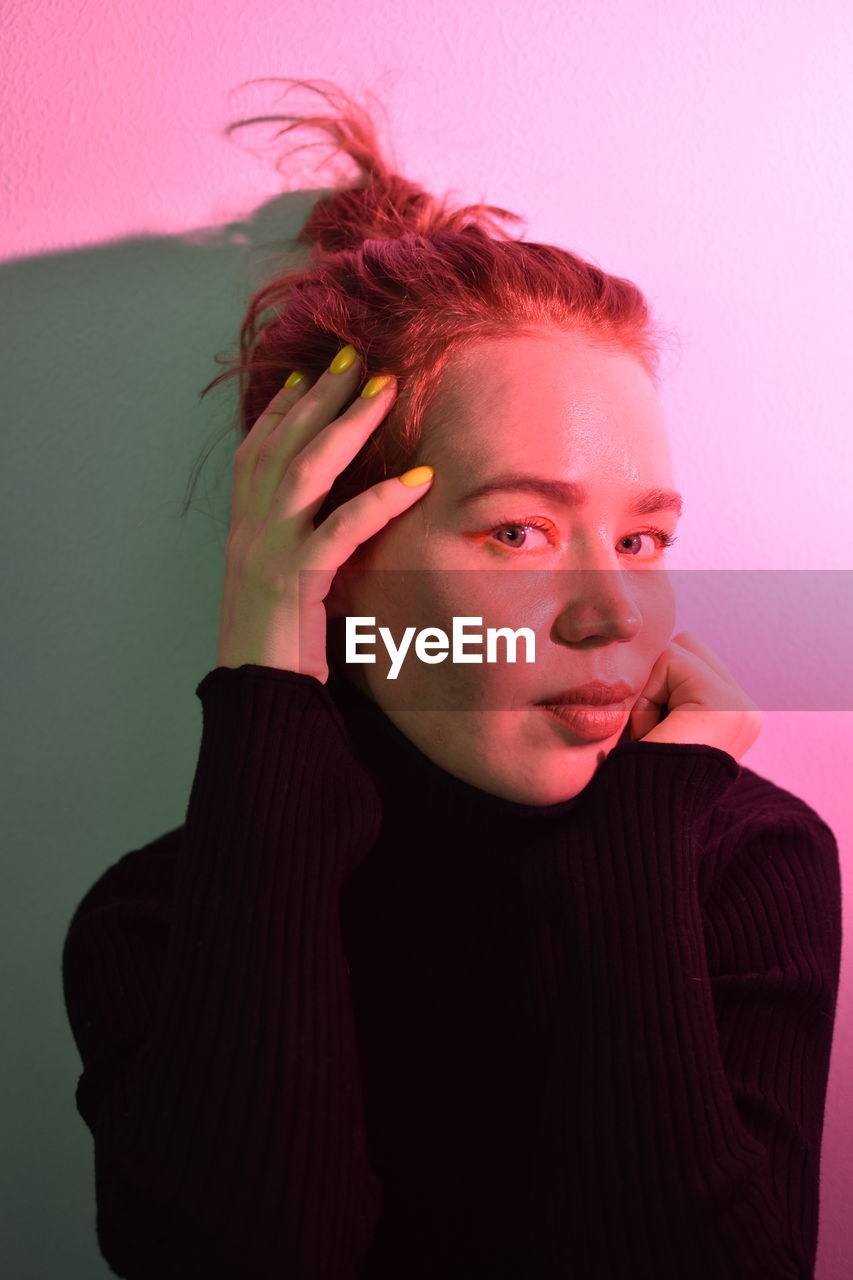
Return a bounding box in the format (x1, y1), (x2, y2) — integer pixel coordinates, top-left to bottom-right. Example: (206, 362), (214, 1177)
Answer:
(4, 1), (850, 1276)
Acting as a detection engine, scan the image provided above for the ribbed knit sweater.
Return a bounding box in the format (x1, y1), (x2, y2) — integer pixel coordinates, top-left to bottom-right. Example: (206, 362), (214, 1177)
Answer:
(61, 662), (843, 1279)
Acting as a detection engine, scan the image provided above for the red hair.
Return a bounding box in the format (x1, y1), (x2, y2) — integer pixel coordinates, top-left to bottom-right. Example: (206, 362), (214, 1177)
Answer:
(181, 78), (678, 527)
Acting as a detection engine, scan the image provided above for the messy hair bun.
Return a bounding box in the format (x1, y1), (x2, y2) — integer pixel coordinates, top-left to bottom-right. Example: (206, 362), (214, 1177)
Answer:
(283, 83), (520, 256)
(182, 78), (675, 529)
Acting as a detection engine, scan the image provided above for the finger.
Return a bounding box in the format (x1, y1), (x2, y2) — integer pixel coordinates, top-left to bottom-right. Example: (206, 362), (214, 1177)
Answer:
(627, 695), (666, 742)
(627, 635), (709, 739)
(671, 630), (738, 685)
(231, 371), (316, 524)
(246, 371), (316, 452)
(249, 352), (368, 508)
(235, 348), (366, 524)
(301, 467), (435, 579)
(631, 643), (676, 716)
(275, 375), (400, 523)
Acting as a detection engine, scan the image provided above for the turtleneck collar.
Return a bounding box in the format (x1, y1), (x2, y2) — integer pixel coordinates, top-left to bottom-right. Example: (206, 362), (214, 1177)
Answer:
(324, 658), (621, 836)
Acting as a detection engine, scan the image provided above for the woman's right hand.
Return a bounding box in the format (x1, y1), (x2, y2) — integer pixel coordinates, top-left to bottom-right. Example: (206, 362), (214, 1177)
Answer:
(215, 344), (435, 684)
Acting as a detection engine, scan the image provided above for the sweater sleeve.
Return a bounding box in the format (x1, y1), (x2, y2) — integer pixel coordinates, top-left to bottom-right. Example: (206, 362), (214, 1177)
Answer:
(521, 740), (843, 1280)
(61, 665), (384, 1280)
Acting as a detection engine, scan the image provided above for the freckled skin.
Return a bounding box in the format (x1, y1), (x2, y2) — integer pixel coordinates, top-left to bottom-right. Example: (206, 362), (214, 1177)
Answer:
(326, 328), (678, 805)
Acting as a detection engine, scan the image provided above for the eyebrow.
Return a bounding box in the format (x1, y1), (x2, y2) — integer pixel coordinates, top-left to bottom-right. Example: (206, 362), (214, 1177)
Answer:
(455, 473), (685, 518)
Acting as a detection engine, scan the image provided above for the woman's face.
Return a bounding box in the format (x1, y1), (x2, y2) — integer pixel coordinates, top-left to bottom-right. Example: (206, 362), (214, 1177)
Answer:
(328, 328), (680, 805)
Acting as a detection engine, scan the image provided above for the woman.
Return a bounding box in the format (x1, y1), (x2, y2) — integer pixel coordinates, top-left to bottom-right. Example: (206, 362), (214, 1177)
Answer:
(62, 81), (842, 1279)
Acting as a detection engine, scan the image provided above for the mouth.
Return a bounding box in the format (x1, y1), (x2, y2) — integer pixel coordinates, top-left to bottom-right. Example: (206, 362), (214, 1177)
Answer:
(537, 679), (634, 706)
(536, 695), (631, 742)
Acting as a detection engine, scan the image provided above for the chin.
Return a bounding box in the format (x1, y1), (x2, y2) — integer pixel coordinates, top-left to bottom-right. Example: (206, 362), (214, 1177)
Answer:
(486, 765), (591, 808)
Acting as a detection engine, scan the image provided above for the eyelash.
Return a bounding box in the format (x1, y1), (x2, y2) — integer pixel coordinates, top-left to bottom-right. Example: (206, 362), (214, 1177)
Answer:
(486, 515), (679, 554)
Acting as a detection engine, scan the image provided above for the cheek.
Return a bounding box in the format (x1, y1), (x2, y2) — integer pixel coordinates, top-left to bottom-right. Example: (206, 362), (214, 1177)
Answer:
(387, 568), (475, 632)
(470, 574), (677, 666)
(644, 578), (678, 638)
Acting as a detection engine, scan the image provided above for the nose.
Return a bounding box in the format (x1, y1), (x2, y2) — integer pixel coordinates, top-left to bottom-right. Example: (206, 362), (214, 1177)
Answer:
(550, 562), (644, 644)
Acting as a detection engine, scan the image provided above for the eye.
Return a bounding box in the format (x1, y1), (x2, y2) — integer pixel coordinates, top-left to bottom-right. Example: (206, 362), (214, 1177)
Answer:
(619, 528), (679, 557)
(484, 517), (678, 557)
(488, 517), (554, 551)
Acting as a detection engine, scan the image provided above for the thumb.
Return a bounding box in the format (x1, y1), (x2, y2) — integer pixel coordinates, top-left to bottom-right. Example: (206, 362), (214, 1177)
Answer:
(628, 695), (669, 743)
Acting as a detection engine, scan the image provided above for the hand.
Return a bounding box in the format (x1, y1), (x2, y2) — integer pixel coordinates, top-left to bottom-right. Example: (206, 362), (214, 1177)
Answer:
(625, 631), (763, 763)
(215, 345), (434, 684)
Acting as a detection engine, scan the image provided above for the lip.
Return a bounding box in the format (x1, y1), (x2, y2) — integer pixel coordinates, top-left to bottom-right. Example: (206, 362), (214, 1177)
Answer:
(537, 679), (634, 706)
(538, 700), (628, 741)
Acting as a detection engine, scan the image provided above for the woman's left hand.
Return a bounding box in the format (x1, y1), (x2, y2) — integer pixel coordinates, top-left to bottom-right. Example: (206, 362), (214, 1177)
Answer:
(626, 631), (763, 764)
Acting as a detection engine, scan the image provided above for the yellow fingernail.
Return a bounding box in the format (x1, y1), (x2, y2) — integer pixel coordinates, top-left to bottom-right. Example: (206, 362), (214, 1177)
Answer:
(328, 343), (358, 374)
(360, 374), (392, 399)
(399, 465), (434, 487)
(284, 370), (304, 388)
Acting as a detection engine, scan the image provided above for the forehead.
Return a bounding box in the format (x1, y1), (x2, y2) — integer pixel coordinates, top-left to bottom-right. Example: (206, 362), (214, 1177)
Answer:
(425, 331), (670, 481)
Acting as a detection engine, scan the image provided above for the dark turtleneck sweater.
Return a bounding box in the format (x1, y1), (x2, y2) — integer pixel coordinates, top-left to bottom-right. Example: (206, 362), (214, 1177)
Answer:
(61, 662), (843, 1279)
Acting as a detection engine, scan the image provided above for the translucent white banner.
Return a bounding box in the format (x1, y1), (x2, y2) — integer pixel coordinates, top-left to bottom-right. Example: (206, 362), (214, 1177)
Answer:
(298, 569), (853, 711)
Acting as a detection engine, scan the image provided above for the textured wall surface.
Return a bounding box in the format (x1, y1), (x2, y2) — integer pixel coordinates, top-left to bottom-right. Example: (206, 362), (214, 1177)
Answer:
(2, 1), (850, 1276)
